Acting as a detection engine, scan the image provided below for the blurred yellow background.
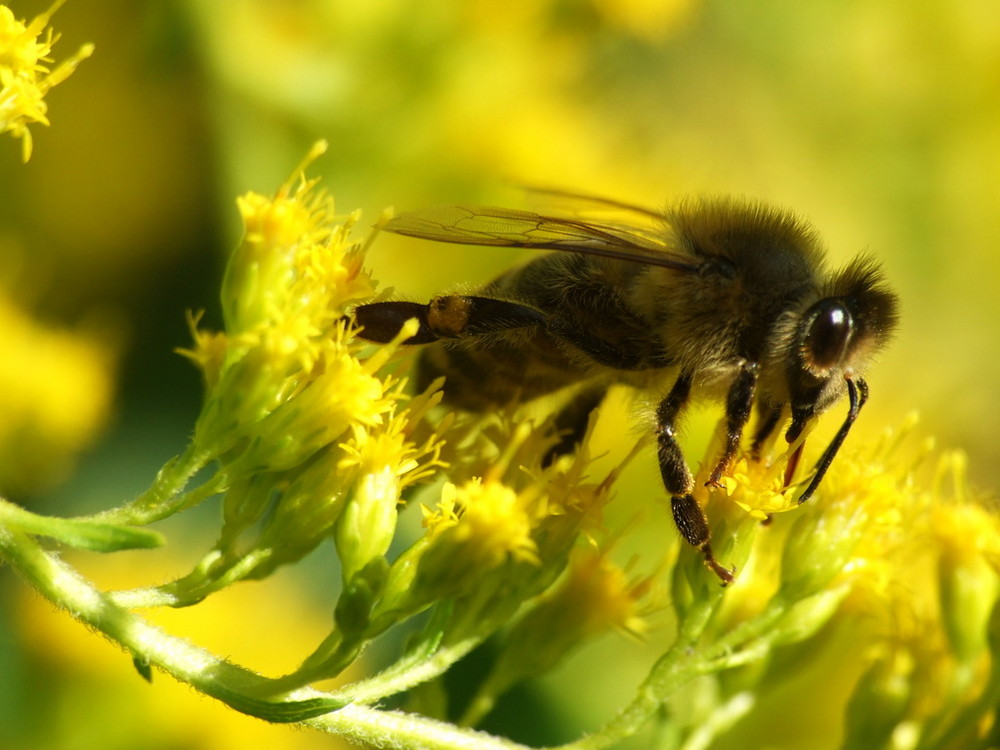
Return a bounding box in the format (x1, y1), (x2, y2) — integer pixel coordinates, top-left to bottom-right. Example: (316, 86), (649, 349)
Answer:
(2, 0), (998, 748)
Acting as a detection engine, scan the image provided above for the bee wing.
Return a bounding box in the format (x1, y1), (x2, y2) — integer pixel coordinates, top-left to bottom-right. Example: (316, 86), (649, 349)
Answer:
(522, 186), (668, 222)
(383, 205), (700, 273)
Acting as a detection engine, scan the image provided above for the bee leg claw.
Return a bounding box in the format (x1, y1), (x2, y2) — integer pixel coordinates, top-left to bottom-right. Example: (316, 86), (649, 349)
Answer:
(701, 546), (735, 586)
(670, 493), (734, 585)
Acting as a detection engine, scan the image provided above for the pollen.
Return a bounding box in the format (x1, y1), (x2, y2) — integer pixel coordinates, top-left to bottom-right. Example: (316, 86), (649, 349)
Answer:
(719, 455), (795, 520)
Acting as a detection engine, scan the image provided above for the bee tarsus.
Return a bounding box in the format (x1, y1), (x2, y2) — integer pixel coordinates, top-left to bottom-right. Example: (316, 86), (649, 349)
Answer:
(670, 494), (734, 585)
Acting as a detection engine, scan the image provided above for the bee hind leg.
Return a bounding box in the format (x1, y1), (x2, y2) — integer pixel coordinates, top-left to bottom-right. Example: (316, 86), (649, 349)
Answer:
(352, 300), (439, 344)
(353, 296), (547, 344)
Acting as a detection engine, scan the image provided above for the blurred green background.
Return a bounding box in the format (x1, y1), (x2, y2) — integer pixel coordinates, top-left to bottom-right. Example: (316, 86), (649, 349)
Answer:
(2, 1), (998, 748)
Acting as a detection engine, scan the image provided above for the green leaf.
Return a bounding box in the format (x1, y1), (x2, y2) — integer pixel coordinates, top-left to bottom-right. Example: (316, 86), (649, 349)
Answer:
(0, 500), (164, 551)
(132, 653), (154, 683)
(218, 691), (351, 723)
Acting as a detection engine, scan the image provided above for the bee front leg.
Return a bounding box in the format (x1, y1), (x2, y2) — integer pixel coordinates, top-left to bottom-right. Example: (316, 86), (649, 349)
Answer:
(656, 373), (734, 584)
(795, 377), (868, 504)
(353, 296), (547, 344)
(707, 362), (759, 487)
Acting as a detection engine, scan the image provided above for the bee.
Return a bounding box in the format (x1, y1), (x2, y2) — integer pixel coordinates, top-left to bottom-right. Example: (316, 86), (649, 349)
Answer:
(353, 197), (899, 583)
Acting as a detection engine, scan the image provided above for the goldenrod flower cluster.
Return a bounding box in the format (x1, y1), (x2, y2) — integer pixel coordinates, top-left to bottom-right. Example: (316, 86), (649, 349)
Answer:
(2, 145), (999, 750)
(100, 143), (452, 613)
(0, 0), (92, 160)
(0, 292), (118, 494)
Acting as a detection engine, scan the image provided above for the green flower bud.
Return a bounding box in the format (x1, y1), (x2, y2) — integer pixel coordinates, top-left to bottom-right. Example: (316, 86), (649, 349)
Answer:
(843, 649), (913, 748)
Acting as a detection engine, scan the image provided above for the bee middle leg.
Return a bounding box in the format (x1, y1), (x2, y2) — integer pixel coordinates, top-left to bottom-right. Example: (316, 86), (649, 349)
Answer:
(543, 386), (606, 467)
(706, 361), (759, 488)
(656, 373), (734, 584)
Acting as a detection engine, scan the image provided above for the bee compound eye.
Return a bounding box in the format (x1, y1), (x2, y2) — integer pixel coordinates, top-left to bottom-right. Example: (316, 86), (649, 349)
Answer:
(803, 299), (853, 370)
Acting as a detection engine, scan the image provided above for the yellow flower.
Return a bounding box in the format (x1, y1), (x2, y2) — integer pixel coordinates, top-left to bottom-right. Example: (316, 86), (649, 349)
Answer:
(0, 0), (93, 160)
(107, 145), (447, 614)
(188, 142), (384, 464)
(0, 291), (118, 493)
(933, 488), (1000, 665)
(461, 546), (658, 725)
(718, 454), (796, 520)
(697, 416), (1000, 748)
(425, 478), (541, 570)
(333, 399), (444, 582)
(530, 546), (655, 641)
(223, 142), (373, 338)
(176, 310), (229, 390)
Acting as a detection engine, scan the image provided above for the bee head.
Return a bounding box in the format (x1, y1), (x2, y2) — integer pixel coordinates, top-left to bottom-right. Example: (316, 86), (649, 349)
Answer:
(785, 256), (899, 437)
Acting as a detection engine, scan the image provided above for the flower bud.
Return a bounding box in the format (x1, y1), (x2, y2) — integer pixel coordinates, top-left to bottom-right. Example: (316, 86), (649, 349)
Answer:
(934, 503), (1000, 667)
(842, 649), (913, 748)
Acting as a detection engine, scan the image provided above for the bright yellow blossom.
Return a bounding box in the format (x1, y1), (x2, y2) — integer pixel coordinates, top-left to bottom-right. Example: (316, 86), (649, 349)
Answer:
(0, 0), (92, 160)
(0, 291), (118, 494)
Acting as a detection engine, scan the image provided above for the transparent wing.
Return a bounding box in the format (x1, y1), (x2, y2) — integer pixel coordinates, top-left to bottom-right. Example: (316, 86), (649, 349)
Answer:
(383, 205), (701, 273)
(521, 186), (668, 222)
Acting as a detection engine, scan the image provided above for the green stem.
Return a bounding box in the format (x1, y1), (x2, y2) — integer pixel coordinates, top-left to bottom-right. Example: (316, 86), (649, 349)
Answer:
(107, 547), (274, 609)
(1, 525), (534, 748)
(335, 635), (485, 705)
(286, 628), (364, 687)
(551, 593), (722, 750)
(0, 526), (336, 720)
(0, 498), (163, 551)
(305, 704), (532, 749)
(85, 442), (216, 526)
(286, 602), (479, 704)
(702, 597), (788, 662)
